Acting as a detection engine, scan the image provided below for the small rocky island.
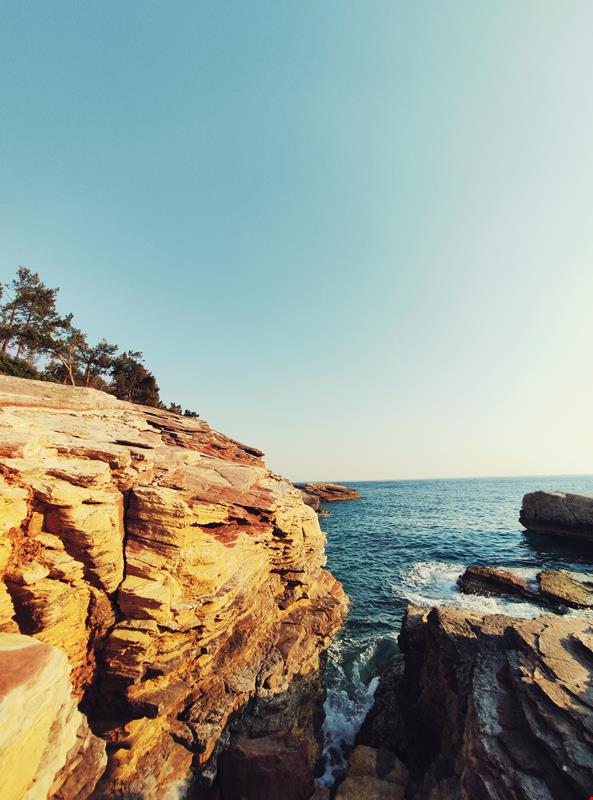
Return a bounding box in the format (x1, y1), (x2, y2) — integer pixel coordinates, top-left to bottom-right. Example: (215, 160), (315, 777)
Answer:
(296, 482), (360, 511)
(521, 489), (593, 541)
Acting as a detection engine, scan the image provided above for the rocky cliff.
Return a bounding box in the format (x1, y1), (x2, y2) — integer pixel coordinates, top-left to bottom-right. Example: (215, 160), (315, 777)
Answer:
(356, 603), (593, 800)
(0, 376), (347, 799)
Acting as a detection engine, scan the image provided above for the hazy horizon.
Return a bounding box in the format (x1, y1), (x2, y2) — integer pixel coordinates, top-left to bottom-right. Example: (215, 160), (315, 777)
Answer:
(2, 1), (592, 482)
(296, 473), (593, 484)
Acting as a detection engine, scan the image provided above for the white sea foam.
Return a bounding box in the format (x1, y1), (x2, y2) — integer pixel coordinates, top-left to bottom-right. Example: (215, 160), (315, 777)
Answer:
(394, 560), (543, 618)
(317, 640), (381, 786)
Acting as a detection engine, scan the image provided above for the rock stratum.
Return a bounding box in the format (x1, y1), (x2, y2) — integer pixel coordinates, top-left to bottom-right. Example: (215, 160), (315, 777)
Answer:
(297, 483), (360, 509)
(356, 602), (593, 800)
(0, 376), (347, 799)
(521, 490), (593, 541)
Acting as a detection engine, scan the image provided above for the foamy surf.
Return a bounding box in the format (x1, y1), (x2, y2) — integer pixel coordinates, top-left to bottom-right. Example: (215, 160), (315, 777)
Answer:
(317, 638), (382, 786)
(394, 560), (543, 618)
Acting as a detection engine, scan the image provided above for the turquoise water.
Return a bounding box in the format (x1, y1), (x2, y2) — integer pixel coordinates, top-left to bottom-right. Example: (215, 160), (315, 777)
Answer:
(318, 475), (593, 783)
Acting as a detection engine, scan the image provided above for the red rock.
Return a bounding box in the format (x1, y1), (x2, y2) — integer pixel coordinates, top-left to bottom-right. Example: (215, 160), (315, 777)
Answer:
(218, 735), (314, 800)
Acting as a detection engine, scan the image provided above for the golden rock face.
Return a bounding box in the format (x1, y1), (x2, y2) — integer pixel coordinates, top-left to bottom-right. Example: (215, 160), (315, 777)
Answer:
(0, 633), (106, 800)
(0, 376), (347, 799)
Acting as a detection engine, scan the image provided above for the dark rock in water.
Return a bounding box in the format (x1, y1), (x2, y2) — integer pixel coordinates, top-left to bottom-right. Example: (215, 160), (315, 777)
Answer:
(520, 490), (593, 540)
(457, 565), (536, 600)
(357, 604), (593, 799)
(458, 564), (593, 610)
(357, 657), (405, 750)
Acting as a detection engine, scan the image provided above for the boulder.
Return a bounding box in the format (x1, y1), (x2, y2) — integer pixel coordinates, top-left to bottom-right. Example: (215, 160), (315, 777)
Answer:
(335, 745), (408, 800)
(458, 564), (593, 610)
(218, 735), (313, 800)
(537, 568), (593, 608)
(520, 490), (593, 540)
(457, 565), (535, 600)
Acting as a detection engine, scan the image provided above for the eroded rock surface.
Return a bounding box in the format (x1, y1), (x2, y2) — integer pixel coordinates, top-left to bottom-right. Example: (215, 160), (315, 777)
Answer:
(0, 633), (106, 800)
(521, 490), (593, 540)
(359, 603), (593, 800)
(334, 745), (408, 800)
(0, 376), (347, 798)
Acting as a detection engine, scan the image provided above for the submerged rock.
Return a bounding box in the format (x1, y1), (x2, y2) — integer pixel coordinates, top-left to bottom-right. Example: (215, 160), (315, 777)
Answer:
(457, 565), (535, 600)
(520, 490), (593, 540)
(0, 376), (348, 798)
(359, 604), (593, 799)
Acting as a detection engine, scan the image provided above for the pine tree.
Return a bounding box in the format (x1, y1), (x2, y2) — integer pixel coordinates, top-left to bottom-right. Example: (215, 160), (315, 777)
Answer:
(0, 268), (60, 357)
(110, 351), (161, 406)
(79, 339), (118, 387)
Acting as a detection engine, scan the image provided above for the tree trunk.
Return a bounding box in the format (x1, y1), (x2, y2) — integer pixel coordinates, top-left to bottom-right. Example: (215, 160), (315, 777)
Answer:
(15, 307), (33, 359)
(1, 304), (17, 353)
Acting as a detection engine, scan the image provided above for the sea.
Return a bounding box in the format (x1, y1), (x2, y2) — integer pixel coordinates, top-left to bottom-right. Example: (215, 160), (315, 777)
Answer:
(317, 474), (593, 785)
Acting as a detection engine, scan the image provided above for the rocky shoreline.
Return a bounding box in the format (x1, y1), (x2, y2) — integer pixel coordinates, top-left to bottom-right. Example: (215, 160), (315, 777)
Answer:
(331, 489), (593, 800)
(1, 378), (591, 800)
(348, 602), (593, 800)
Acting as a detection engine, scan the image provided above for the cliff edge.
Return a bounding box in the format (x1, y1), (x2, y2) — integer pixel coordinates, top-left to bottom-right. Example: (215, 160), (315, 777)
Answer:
(352, 602), (593, 800)
(0, 376), (347, 799)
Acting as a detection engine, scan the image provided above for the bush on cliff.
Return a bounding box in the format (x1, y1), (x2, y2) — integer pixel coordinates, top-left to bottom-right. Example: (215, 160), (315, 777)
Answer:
(0, 352), (40, 379)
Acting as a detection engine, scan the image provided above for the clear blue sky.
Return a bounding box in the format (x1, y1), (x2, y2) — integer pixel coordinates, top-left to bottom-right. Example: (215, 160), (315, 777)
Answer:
(1, 1), (592, 481)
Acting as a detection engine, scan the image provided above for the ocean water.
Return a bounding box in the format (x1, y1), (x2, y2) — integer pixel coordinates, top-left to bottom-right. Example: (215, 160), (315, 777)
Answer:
(317, 475), (593, 784)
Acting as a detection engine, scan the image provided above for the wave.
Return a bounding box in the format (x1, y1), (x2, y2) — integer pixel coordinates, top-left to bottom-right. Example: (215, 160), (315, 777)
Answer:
(393, 560), (543, 618)
(317, 638), (382, 786)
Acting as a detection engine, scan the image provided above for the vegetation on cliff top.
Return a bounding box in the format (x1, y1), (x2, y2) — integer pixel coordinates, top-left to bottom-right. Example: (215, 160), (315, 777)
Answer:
(0, 267), (198, 415)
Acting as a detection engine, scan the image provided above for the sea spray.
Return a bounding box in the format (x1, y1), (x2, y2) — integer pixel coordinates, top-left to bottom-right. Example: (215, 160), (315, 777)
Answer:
(395, 559), (543, 618)
(318, 638), (382, 786)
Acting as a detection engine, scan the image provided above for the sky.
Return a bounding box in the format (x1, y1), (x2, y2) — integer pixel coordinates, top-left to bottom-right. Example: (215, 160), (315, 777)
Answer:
(1, 1), (592, 481)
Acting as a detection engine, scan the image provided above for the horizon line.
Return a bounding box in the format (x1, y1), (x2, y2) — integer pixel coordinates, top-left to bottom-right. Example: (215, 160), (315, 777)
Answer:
(293, 472), (593, 485)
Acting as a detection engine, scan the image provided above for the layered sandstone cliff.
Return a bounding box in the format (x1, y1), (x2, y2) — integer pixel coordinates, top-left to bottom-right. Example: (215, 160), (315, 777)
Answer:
(0, 376), (347, 799)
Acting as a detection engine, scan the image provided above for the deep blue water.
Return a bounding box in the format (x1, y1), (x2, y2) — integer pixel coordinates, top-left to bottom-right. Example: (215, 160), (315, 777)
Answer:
(318, 475), (593, 784)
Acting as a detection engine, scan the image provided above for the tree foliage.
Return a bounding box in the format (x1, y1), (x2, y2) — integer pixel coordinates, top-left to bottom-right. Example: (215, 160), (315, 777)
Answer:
(0, 266), (197, 414)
